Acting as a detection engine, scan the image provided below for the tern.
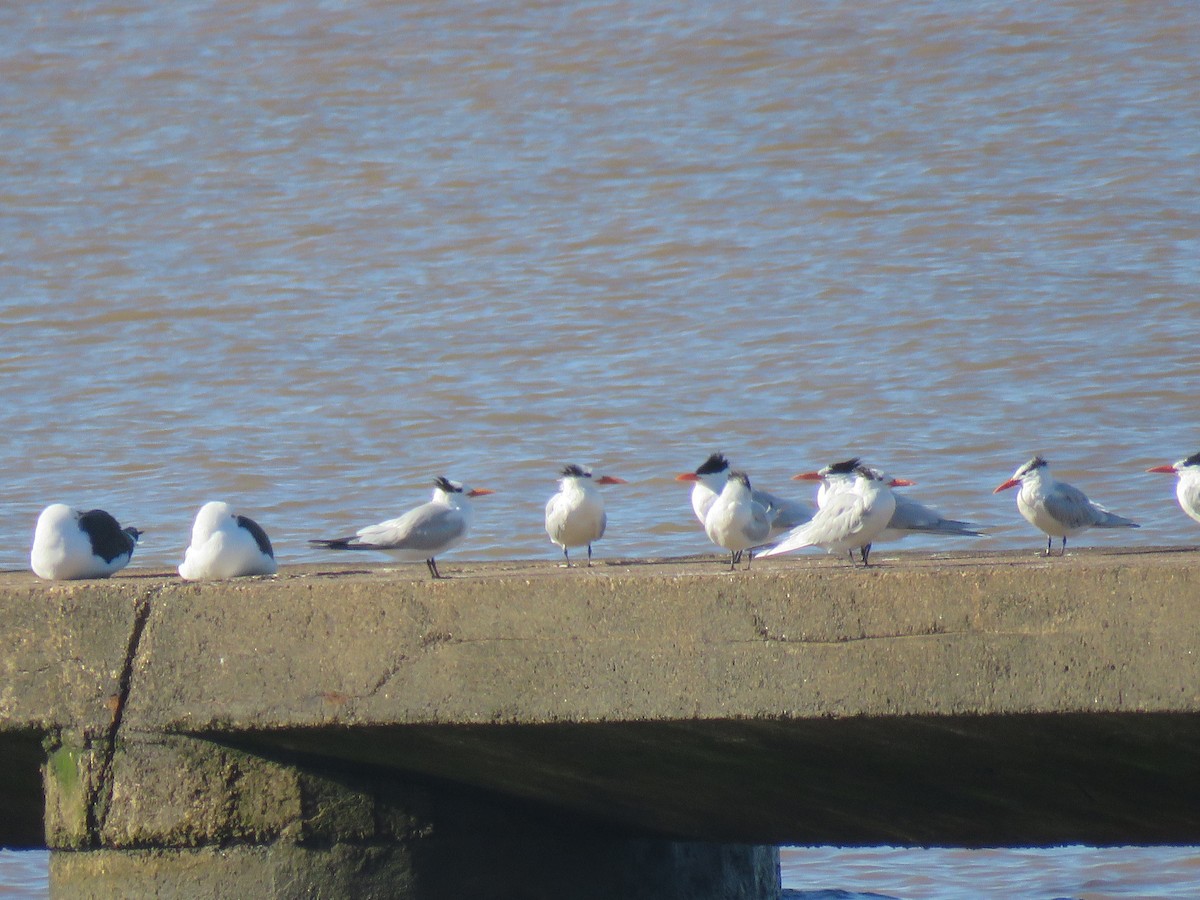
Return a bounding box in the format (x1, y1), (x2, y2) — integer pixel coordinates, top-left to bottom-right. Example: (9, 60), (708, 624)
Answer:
(544, 464), (626, 566)
(310, 476), (494, 578)
(759, 459), (899, 566)
(703, 470), (771, 570)
(1146, 451), (1200, 526)
(676, 452), (813, 551)
(178, 501), (278, 581)
(841, 466), (983, 547)
(30, 504), (142, 580)
(994, 456), (1138, 555)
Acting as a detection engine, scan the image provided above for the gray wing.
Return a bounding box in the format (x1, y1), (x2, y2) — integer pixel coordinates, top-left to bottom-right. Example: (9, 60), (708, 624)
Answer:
(597, 508), (607, 540)
(1044, 482), (1113, 530)
(355, 503), (466, 551)
(889, 495), (982, 536)
(747, 500), (772, 544)
(754, 489), (815, 531)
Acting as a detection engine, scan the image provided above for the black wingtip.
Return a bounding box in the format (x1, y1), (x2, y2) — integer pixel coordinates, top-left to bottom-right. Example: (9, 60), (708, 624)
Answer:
(309, 537), (354, 551)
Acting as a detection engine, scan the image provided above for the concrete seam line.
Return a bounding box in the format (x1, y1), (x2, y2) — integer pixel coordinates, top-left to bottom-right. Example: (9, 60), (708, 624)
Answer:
(89, 587), (158, 843)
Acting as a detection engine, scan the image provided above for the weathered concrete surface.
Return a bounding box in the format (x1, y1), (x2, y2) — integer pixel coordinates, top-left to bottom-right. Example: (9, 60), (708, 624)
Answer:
(3, 548), (1200, 856)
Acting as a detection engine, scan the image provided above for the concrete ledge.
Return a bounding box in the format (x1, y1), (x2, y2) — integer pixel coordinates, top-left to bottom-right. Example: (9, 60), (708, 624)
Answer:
(3, 549), (1200, 854)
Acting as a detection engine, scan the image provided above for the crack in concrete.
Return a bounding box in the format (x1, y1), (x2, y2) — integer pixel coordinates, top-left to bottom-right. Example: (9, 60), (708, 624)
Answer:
(360, 655), (411, 702)
(735, 629), (971, 646)
(88, 587), (157, 844)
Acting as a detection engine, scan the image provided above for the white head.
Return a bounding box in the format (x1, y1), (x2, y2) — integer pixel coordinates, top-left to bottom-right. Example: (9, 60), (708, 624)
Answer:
(191, 501), (235, 541)
(994, 455), (1049, 494)
(432, 475), (494, 502)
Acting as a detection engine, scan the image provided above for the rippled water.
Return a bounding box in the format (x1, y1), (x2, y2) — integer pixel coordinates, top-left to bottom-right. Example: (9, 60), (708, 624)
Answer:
(1, 0), (1197, 573)
(2, 0), (1199, 894)
(781, 845), (1200, 900)
(6, 846), (1200, 898)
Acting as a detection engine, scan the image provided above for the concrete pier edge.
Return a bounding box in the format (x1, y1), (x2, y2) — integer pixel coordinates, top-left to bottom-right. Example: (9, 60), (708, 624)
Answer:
(3, 549), (1199, 897)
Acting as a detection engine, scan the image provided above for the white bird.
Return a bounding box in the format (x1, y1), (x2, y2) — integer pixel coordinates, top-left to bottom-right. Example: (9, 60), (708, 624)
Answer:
(30, 504), (141, 580)
(994, 455), (1138, 555)
(703, 470), (771, 570)
(310, 476), (494, 578)
(544, 464), (626, 567)
(676, 452), (813, 545)
(1146, 452), (1200, 526)
(178, 501), (278, 581)
(759, 459), (899, 566)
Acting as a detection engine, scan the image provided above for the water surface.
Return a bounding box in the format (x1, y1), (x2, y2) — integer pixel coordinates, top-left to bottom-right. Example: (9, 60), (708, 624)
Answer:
(1, 0), (1197, 572)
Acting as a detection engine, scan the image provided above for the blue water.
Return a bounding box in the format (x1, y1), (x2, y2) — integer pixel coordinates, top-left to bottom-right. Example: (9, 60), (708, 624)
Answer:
(1, 0), (1198, 571)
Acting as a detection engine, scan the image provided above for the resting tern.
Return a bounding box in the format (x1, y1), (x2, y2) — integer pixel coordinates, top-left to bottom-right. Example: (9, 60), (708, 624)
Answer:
(703, 470), (771, 570)
(310, 476), (494, 578)
(759, 459), (899, 566)
(544, 464), (626, 566)
(843, 466), (983, 546)
(30, 504), (141, 580)
(994, 456), (1138, 555)
(676, 452), (813, 546)
(1146, 451), (1200, 526)
(178, 501), (277, 581)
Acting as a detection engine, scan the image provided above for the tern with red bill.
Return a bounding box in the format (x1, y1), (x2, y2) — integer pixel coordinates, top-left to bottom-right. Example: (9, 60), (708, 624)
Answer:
(676, 452), (813, 547)
(994, 456), (1137, 555)
(758, 458), (900, 566)
(1146, 452), (1200, 526)
(703, 470), (772, 571)
(310, 476), (494, 578)
(544, 464), (626, 566)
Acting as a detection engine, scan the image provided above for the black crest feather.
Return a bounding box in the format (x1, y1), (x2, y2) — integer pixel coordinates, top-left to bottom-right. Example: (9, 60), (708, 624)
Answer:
(826, 457), (861, 475)
(560, 464), (591, 478)
(695, 453), (730, 476)
(434, 476), (463, 493)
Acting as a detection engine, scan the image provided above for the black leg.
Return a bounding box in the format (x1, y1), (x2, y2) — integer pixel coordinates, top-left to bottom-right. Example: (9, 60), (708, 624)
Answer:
(427, 557), (442, 579)
(1045, 535), (1052, 556)
(1061, 537), (1067, 557)
(563, 547), (571, 568)
(861, 543), (872, 567)
(732, 549), (743, 565)
(587, 543), (593, 567)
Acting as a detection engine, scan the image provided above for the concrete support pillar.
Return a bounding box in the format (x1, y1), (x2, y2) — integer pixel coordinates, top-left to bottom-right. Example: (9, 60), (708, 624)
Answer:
(44, 733), (780, 899)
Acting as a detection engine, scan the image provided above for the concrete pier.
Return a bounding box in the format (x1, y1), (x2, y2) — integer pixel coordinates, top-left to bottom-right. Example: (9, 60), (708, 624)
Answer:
(2, 548), (1199, 897)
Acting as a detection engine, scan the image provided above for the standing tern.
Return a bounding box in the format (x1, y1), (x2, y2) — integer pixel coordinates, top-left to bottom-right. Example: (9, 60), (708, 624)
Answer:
(310, 476), (494, 578)
(544, 464), (626, 566)
(30, 504), (142, 580)
(1146, 451), (1200, 526)
(676, 452), (813, 546)
(178, 501), (278, 581)
(994, 456), (1138, 555)
(759, 459), (899, 566)
(703, 470), (771, 571)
